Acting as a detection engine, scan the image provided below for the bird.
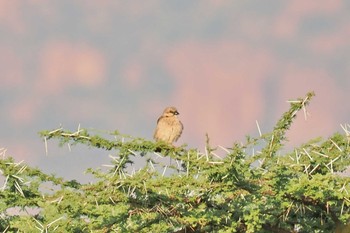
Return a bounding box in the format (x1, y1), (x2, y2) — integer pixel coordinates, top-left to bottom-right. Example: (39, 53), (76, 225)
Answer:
(154, 106), (183, 145)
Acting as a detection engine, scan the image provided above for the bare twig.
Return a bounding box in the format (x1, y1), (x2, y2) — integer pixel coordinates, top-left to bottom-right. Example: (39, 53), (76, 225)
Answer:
(256, 120), (262, 137)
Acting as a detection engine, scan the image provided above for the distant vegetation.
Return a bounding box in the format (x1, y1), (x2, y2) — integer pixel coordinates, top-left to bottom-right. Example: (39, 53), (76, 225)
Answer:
(0, 92), (349, 232)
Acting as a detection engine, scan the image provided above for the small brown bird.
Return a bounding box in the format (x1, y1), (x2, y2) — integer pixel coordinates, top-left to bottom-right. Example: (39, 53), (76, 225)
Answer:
(154, 106), (183, 145)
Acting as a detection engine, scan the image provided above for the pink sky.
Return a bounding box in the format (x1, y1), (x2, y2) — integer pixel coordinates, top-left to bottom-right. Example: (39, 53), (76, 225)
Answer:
(1, 1), (349, 180)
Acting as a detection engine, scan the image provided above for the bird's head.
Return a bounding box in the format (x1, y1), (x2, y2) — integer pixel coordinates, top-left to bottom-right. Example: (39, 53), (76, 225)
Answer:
(163, 106), (179, 117)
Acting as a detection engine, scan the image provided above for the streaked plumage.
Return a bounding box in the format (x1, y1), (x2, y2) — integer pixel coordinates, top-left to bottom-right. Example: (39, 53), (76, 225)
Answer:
(154, 107), (183, 145)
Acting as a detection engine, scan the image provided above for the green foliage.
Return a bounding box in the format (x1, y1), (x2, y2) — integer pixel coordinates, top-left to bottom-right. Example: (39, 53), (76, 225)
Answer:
(1, 92), (350, 232)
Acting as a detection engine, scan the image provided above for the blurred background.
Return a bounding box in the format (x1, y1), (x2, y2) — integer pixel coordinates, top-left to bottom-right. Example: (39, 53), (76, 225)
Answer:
(1, 0), (350, 181)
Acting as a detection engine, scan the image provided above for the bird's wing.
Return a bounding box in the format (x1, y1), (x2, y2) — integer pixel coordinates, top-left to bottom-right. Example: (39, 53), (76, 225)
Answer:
(154, 116), (165, 140)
